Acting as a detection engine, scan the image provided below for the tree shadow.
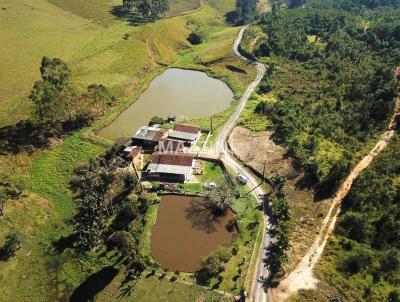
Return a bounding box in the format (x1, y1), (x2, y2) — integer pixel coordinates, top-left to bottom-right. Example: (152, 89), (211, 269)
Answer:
(69, 266), (119, 302)
(226, 65), (247, 74)
(225, 11), (237, 25)
(185, 198), (222, 233)
(52, 234), (78, 254)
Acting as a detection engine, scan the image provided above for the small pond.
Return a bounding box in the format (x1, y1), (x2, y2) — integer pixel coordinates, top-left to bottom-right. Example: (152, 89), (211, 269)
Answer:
(97, 68), (234, 140)
(151, 195), (237, 272)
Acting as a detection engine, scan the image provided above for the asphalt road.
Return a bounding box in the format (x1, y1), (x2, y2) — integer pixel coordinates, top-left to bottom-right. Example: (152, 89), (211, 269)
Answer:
(215, 26), (270, 302)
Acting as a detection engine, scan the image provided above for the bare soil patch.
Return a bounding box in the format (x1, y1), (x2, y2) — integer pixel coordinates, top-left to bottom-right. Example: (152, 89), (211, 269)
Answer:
(229, 126), (331, 273)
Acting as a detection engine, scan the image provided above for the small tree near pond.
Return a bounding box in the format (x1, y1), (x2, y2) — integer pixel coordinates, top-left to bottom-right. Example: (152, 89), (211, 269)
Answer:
(106, 231), (135, 257)
(205, 183), (235, 216)
(195, 246), (232, 285)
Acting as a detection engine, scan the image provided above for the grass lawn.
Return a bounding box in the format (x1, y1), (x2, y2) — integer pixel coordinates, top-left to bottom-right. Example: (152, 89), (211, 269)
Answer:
(97, 274), (232, 302)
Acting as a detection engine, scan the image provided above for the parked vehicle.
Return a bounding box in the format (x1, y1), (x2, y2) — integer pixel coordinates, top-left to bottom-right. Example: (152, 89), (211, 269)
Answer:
(237, 173), (248, 185)
(203, 182), (217, 190)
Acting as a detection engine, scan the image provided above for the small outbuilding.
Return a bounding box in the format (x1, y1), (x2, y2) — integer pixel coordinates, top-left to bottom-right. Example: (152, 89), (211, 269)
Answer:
(168, 124), (201, 145)
(132, 126), (169, 150)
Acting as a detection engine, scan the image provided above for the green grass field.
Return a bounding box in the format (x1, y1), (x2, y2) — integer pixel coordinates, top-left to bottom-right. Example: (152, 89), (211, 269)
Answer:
(0, 0), (200, 126)
(0, 0), (259, 300)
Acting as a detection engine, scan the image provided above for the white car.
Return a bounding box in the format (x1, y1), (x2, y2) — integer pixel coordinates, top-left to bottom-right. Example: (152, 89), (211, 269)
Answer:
(203, 182), (217, 190)
(237, 173), (248, 185)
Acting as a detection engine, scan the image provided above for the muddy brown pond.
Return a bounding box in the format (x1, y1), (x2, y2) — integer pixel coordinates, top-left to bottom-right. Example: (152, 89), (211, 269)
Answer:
(151, 195), (237, 272)
(97, 68), (234, 140)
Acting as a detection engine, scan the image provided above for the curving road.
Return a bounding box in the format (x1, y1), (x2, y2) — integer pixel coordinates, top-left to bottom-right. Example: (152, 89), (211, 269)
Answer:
(215, 26), (270, 302)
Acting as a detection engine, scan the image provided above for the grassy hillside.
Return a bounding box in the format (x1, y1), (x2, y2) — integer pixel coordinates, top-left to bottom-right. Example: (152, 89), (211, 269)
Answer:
(0, 0), (257, 301)
(0, 0), (200, 127)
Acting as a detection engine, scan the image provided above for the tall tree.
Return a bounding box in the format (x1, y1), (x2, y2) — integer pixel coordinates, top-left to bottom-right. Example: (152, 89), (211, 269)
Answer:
(205, 183), (235, 215)
(236, 0), (258, 25)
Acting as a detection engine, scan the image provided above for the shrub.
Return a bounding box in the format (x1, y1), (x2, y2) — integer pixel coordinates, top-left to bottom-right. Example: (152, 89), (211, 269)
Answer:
(106, 231), (135, 256)
(113, 203), (137, 230)
(187, 31), (203, 45)
(0, 232), (22, 260)
(195, 246), (232, 284)
(148, 116), (164, 126)
(258, 80), (273, 94)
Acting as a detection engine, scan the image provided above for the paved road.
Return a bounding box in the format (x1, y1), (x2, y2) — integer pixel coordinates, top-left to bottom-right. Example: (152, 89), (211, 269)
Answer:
(215, 26), (270, 302)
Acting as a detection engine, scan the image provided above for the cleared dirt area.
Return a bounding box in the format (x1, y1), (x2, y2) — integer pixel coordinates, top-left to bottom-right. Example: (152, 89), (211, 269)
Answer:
(229, 126), (331, 273)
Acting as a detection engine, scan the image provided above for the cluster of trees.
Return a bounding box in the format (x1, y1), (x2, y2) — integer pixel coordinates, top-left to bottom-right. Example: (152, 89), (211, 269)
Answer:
(266, 176), (290, 280)
(70, 147), (134, 251)
(332, 136), (400, 300)
(30, 57), (115, 125)
(235, 0), (259, 24)
(70, 145), (159, 274)
(254, 7), (398, 195)
(275, 0), (400, 10)
(195, 246), (233, 285)
(305, 0), (400, 10)
(0, 57), (115, 154)
(122, 0), (169, 20)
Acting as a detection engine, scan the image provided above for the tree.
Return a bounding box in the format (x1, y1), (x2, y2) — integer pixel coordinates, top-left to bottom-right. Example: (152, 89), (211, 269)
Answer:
(236, 0), (258, 24)
(289, 0), (305, 8)
(148, 116), (164, 126)
(195, 246), (232, 284)
(187, 31), (203, 45)
(0, 175), (24, 217)
(73, 193), (107, 250)
(151, 0), (169, 18)
(39, 56), (70, 88)
(380, 248), (400, 272)
(205, 183), (235, 215)
(338, 211), (374, 243)
(106, 231), (135, 256)
(29, 57), (72, 121)
(0, 232), (22, 260)
(123, 0), (169, 20)
(112, 202), (138, 230)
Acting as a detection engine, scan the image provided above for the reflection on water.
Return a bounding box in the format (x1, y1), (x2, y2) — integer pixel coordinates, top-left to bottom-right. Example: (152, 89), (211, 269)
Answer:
(97, 68), (234, 140)
(151, 195), (237, 272)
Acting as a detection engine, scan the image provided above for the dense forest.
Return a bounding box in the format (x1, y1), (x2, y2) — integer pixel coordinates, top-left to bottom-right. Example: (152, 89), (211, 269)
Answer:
(235, 0), (259, 24)
(243, 0), (400, 299)
(252, 4), (399, 195)
(330, 136), (400, 301)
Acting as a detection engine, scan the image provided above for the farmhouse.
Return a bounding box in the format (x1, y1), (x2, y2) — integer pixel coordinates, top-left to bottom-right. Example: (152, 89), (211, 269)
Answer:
(132, 126), (169, 149)
(146, 152), (195, 182)
(168, 124), (201, 145)
(156, 138), (186, 153)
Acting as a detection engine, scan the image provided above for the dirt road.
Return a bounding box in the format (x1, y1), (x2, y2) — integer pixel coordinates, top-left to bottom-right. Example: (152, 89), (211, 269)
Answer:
(272, 96), (399, 301)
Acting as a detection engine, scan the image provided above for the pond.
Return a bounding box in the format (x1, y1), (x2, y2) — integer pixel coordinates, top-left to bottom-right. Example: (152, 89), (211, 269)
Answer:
(97, 68), (234, 141)
(151, 195), (237, 272)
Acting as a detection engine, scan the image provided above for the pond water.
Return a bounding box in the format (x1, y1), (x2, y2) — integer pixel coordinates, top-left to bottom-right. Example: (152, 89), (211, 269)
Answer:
(151, 195), (237, 272)
(97, 68), (234, 140)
